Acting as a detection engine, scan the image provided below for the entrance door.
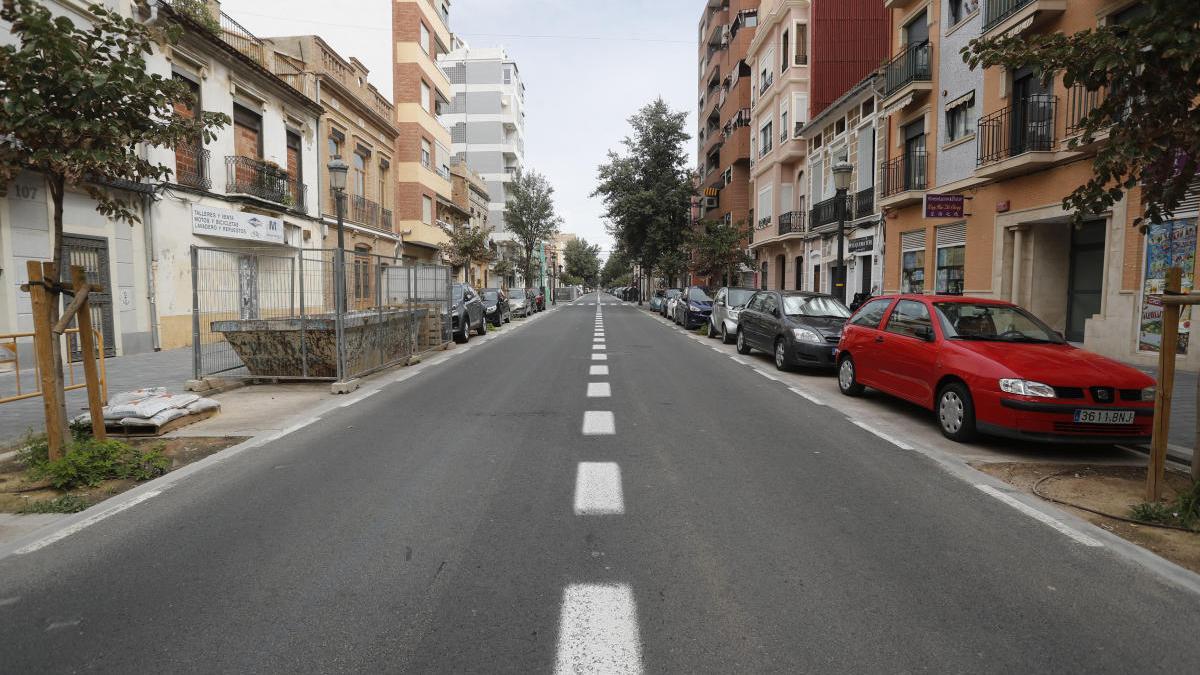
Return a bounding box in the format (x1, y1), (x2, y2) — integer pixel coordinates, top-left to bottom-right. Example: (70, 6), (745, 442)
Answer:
(860, 254), (873, 295)
(61, 235), (116, 359)
(776, 254), (786, 290)
(1012, 68), (1052, 156)
(813, 264), (821, 293)
(794, 256), (804, 290)
(1066, 220), (1105, 342)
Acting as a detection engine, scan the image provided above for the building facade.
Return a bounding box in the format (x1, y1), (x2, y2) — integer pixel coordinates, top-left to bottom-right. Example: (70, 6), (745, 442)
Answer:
(392, 0), (454, 262)
(449, 159), (494, 287)
(878, 0), (1191, 368)
(746, 0), (887, 294)
(438, 43), (526, 246)
(267, 35), (401, 259)
(697, 0), (760, 286)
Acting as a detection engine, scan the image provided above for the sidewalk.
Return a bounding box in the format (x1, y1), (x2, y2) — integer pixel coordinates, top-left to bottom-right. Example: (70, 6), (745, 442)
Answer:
(1137, 363), (1197, 462)
(0, 347), (194, 446)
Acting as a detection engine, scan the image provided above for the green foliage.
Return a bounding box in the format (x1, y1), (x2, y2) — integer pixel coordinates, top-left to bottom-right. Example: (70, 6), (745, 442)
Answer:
(505, 169), (563, 289)
(689, 219), (753, 284)
(169, 0), (221, 35)
(1129, 501), (1175, 525)
(600, 252), (632, 286)
(439, 222), (495, 284)
(29, 438), (170, 490)
(0, 0), (230, 267)
(16, 432), (49, 470)
(19, 494), (90, 514)
(593, 99), (694, 282)
(1130, 480), (1200, 530)
(563, 238), (602, 287)
(962, 0), (1199, 225)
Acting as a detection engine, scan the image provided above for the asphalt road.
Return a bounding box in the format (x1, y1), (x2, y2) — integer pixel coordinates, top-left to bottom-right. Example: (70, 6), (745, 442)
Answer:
(1, 293), (1199, 673)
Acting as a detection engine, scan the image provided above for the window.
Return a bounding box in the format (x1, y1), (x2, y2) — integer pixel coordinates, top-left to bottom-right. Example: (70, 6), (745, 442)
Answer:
(419, 22), (430, 54)
(935, 223), (967, 294)
(421, 139), (431, 168)
(232, 104), (262, 159)
(422, 195), (433, 224)
(885, 300), (933, 339)
(420, 81), (431, 112)
(948, 0), (968, 26)
(352, 151), (366, 196)
(861, 98), (874, 116)
(781, 30), (789, 72)
(781, 109), (789, 143)
(328, 136), (341, 160)
(503, 66), (512, 84)
(835, 117), (846, 136)
(811, 133), (822, 150)
(354, 246), (372, 302)
(946, 93), (976, 141)
(761, 293), (779, 316)
(378, 160), (389, 207)
(794, 23), (807, 66)
(759, 121), (773, 156)
(901, 229), (927, 294)
(850, 298), (893, 328)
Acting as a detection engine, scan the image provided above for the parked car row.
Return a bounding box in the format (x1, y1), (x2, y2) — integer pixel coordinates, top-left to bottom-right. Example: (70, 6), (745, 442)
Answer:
(651, 285), (1157, 447)
(607, 286), (639, 301)
(450, 284), (547, 343)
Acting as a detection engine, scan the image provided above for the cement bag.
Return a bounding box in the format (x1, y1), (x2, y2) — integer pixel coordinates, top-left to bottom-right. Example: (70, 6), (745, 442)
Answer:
(104, 388), (173, 420)
(122, 393), (201, 420)
(108, 387), (167, 406)
(185, 398), (221, 414)
(119, 407), (188, 429)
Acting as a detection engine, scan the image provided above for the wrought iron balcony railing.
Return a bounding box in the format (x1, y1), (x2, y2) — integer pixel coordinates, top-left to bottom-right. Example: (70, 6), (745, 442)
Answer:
(328, 190), (392, 232)
(777, 211), (806, 236)
(225, 156), (307, 212)
(174, 142), (210, 190)
(984, 0), (1035, 32)
(883, 41), (931, 97)
(881, 150), (928, 197)
(854, 186), (875, 218)
(977, 95), (1057, 166)
(811, 195), (852, 228)
(1066, 84), (1104, 135)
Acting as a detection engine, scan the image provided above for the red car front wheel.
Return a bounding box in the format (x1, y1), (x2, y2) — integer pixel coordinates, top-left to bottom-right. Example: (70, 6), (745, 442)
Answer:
(937, 382), (977, 443)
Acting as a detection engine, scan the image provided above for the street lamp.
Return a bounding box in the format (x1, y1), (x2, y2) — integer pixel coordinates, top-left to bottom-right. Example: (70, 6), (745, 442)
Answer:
(831, 160), (854, 304)
(327, 156), (349, 310)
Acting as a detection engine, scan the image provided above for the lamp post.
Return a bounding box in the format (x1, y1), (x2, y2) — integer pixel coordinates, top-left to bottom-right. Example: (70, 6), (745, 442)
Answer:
(327, 156), (349, 309)
(831, 161), (854, 304)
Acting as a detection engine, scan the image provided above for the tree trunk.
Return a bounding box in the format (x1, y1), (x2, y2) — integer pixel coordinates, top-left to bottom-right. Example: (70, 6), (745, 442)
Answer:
(49, 173), (64, 271)
(45, 174), (70, 449)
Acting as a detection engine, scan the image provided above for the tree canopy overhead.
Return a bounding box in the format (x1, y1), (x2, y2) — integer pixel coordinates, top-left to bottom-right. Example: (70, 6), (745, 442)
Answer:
(962, 0), (1199, 226)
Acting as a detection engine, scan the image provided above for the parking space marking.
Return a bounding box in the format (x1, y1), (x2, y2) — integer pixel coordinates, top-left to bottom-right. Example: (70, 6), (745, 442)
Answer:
(573, 462), (624, 515)
(851, 420), (915, 451)
(583, 411), (616, 435)
(976, 484), (1104, 547)
(788, 386), (824, 406)
(554, 583), (643, 675)
(587, 382), (611, 398)
(590, 365), (609, 376)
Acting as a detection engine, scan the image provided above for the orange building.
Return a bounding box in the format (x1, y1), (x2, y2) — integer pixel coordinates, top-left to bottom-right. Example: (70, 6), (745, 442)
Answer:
(879, 0), (1198, 368)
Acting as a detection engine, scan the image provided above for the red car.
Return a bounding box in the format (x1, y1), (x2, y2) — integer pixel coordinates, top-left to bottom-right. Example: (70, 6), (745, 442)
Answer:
(835, 295), (1156, 444)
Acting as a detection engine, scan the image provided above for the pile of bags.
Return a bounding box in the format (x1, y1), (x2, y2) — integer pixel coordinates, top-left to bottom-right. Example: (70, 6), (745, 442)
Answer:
(73, 387), (220, 433)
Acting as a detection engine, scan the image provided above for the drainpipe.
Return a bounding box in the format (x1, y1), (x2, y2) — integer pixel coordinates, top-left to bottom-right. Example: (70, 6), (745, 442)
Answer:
(1010, 226), (1024, 305)
(315, 75), (323, 249)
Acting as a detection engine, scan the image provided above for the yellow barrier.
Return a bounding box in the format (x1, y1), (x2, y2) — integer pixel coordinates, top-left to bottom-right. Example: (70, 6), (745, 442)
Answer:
(0, 328), (107, 405)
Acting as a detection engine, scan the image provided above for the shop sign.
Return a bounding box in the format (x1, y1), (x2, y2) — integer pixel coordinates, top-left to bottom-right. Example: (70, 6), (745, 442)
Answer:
(924, 193), (965, 219)
(192, 204), (285, 244)
(848, 236), (874, 253)
(1139, 218), (1197, 354)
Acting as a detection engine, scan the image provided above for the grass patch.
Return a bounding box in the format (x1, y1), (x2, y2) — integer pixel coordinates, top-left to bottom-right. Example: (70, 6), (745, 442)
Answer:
(22, 436), (169, 491)
(694, 325), (709, 336)
(18, 494), (90, 514)
(1130, 480), (1200, 530)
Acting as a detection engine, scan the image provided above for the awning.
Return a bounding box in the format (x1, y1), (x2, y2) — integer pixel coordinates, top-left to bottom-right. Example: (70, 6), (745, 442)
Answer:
(883, 93), (915, 117)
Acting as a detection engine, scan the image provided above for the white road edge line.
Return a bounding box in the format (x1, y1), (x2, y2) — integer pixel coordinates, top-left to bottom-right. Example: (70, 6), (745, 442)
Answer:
(851, 420), (915, 451)
(573, 462), (625, 515)
(582, 410), (616, 435)
(555, 583), (643, 674)
(788, 386), (824, 405)
(587, 382), (612, 398)
(976, 484), (1104, 548)
(338, 389), (379, 408)
(17, 489), (165, 554)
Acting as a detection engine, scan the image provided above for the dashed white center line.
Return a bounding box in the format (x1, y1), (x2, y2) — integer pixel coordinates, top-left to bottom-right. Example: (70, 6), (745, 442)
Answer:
(592, 344), (605, 350)
(573, 462), (624, 515)
(582, 411), (615, 435)
(975, 484), (1104, 547)
(592, 353), (607, 361)
(593, 338), (605, 343)
(554, 583), (643, 675)
(590, 365), (609, 376)
(587, 382), (611, 398)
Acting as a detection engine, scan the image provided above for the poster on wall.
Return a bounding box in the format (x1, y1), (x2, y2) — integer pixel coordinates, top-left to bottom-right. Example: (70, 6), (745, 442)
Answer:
(1139, 218), (1197, 354)
(192, 204), (285, 245)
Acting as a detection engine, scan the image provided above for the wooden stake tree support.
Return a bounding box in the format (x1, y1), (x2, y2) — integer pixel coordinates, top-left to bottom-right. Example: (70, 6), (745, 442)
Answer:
(1146, 266), (1200, 500)
(22, 261), (107, 460)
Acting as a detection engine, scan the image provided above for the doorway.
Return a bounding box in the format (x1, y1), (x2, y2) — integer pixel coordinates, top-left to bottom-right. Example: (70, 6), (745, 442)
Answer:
(776, 254), (786, 290)
(859, 254), (873, 295)
(1065, 220), (1105, 342)
(794, 256), (804, 291)
(60, 234), (116, 359)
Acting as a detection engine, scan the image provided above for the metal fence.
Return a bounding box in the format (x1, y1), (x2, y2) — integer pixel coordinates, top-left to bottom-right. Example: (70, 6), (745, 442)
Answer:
(191, 246), (451, 383)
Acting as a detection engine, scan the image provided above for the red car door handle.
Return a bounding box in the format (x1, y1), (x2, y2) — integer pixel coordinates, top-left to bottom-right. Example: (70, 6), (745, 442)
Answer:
(874, 336), (885, 343)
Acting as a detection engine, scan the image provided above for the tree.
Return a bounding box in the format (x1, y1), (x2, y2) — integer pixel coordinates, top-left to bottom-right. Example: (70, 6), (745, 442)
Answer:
(600, 252), (631, 287)
(962, 0), (1199, 226)
(0, 0), (230, 270)
(439, 222), (495, 286)
(505, 169), (562, 288)
(690, 219), (753, 285)
(563, 237), (601, 287)
(593, 98), (694, 301)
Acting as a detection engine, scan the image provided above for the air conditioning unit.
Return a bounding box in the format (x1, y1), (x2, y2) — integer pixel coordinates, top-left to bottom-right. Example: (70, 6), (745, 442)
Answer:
(703, 196), (719, 209)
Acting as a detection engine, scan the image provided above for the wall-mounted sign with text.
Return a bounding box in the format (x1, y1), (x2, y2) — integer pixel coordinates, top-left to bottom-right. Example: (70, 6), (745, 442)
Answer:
(924, 193), (965, 219)
(191, 204), (285, 245)
(848, 236), (874, 254)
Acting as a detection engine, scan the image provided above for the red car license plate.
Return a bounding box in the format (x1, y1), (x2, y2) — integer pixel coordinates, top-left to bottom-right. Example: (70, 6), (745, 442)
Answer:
(1073, 409), (1135, 425)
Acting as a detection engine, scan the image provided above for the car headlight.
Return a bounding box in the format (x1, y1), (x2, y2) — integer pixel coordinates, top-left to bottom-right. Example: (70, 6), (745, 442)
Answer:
(728, 309), (740, 319)
(999, 379), (1056, 398)
(486, 305), (496, 312)
(792, 327), (822, 343)
(689, 303), (702, 311)
(1142, 386), (1157, 401)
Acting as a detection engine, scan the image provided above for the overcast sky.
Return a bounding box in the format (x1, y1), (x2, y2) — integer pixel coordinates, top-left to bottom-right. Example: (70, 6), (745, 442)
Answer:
(221, 0), (700, 258)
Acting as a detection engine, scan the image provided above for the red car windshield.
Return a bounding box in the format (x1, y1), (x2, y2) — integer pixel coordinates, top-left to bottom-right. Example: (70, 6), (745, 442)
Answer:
(934, 302), (1064, 344)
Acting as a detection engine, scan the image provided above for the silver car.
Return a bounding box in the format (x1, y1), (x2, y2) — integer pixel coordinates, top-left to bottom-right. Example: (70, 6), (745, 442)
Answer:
(507, 288), (533, 317)
(708, 286), (757, 344)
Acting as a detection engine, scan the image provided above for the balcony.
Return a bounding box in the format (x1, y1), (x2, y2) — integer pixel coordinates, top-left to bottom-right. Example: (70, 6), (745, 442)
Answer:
(879, 151), (928, 209)
(982, 0), (1066, 37)
(759, 72), (774, 97)
(777, 211), (806, 236)
(882, 41), (932, 111)
(976, 95), (1059, 179)
(811, 195), (852, 228)
(326, 190), (393, 232)
(225, 156), (307, 213)
(883, 0), (923, 8)
(174, 142), (210, 191)
(854, 186), (876, 219)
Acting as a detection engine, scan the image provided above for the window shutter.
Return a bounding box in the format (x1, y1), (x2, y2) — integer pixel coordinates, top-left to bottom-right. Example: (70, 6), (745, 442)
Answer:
(936, 222), (967, 247)
(901, 229), (927, 251)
